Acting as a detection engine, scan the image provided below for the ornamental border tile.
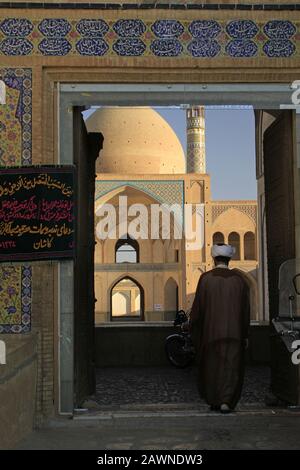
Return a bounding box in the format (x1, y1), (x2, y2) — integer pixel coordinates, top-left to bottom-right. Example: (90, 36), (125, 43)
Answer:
(0, 266), (32, 334)
(0, 17), (298, 58)
(0, 68), (32, 166)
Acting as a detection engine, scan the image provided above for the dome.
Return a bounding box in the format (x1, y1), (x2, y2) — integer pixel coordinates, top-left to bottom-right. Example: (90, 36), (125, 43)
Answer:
(85, 107), (186, 174)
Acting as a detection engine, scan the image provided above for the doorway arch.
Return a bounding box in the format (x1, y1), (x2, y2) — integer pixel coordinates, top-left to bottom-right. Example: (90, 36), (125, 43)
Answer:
(110, 276), (145, 321)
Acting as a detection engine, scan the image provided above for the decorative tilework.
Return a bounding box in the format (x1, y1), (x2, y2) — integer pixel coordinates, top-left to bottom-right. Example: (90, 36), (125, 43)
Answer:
(0, 17), (298, 58)
(0, 68), (32, 166)
(188, 20), (221, 39)
(212, 204), (257, 224)
(263, 20), (296, 39)
(0, 18), (33, 37)
(0, 38), (33, 56)
(188, 39), (221, 58)
(113, 38), (146, 56)
(0, 18), (34, 56)
(150, 38), (183, 57)
(0, 266), (32, 334)
(226, 39), (258, 58)
(113, 19), (146, 37)
(95, 180), (184, 211)
(226, 20), (259, 39)
(38, 37), (72, 56)
(0, 68), (32, 334)
(75, 18), (110, 56)
(263, 40), (296, 58)
(37, 18), (72, 55)
(76, 19), (109, 38)
(76, 37), (109, 56)
(151, 20), (184, 38)
(38, 18), (71, 38)
(96, 181), (185, 240)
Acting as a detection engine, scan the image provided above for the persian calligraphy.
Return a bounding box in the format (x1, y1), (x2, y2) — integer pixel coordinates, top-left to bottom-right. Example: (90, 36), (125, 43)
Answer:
(0, 167), (75, 261)
(0, 173), (73, 197)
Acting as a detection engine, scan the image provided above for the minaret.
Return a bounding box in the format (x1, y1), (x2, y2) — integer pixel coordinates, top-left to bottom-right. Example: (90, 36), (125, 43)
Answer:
(186, 106), (206, 173)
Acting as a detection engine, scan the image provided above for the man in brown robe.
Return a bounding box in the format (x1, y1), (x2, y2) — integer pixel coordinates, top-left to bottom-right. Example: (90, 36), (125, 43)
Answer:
(190, 243), (250, 413)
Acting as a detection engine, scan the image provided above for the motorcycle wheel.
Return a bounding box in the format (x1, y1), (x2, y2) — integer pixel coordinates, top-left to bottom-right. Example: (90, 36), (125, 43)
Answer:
(165, 334), (194, 368)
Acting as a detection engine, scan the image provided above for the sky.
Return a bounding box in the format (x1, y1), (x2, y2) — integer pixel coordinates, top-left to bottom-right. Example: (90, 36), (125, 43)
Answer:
(156, 107), (257, 201)
(84, 106), (257, 201)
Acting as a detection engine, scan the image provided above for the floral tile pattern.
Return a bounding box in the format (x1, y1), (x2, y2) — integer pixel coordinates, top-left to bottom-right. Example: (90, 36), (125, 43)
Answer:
(0, 17), (298, 59)
(0, 68), (32, 166)
(0, 68), (32, 334)
(0, 266), (32, 333)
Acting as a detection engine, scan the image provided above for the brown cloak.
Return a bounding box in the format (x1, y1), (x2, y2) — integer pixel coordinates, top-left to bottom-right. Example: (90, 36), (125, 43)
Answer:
(190, 268), (250, 409)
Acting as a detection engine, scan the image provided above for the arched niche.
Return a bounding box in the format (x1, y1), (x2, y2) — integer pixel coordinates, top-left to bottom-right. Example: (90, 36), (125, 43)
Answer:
(110, 276), (144, 321)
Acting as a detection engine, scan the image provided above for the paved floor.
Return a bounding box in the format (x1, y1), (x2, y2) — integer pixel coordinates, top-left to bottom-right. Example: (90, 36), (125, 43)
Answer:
(17, 414), (300, 450)
(90, 365), (270, 408)
(15, 365), (300, 450)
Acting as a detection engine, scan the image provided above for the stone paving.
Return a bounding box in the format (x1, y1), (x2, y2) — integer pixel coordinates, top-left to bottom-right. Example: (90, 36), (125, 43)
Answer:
(16, 366), (300, 450)
(16, 414), (300, 450)
(89, 365), (270, 408)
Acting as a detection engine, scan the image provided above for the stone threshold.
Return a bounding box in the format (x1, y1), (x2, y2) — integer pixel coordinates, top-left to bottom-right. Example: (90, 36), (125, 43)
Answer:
(72, 408), (297, 420)
(71, 400), (300, 419)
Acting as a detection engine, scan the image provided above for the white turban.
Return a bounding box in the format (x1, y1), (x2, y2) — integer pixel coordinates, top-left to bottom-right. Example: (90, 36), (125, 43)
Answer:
(211, 244), (235, 259)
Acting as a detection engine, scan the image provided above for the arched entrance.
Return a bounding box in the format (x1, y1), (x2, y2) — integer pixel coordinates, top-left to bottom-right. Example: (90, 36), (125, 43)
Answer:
(110, 276), (144, 321)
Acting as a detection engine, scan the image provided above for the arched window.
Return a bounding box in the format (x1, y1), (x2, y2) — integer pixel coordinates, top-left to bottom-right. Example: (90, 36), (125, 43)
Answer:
(111, 277), (144, 320)
(228, 232), (240, 260)
(213, 232), (225, 245)
(244, 232), (256, 260)
(115, 236), (139, 263)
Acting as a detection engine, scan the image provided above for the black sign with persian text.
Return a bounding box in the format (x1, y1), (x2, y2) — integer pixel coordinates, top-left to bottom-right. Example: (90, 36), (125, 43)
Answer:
(0, 166), (75, 261)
